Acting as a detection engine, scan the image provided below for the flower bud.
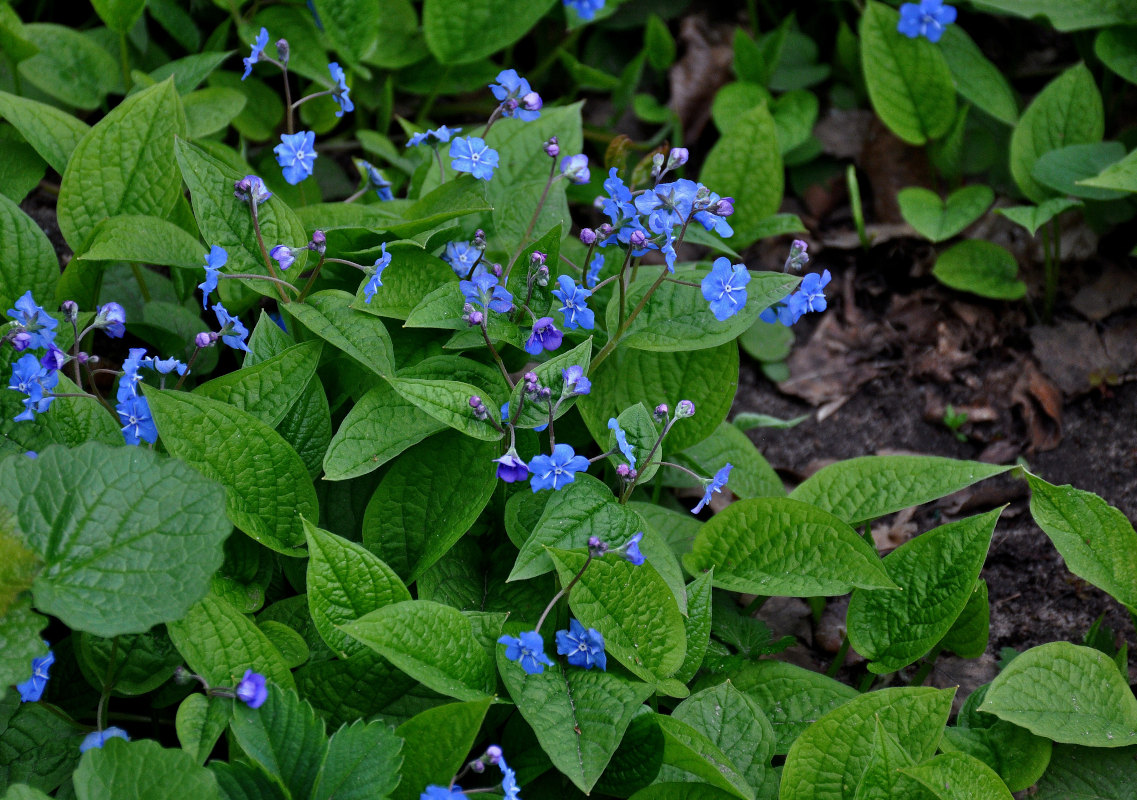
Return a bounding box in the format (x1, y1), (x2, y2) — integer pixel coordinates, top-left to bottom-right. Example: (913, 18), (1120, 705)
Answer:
(544, 136), (559, 158)
(275, 38), (289, 63)
(537, 386), (552, 401)
(629, 229), (647, 248)
(522, 92), (543, 112)
(491, 263), (503, 278)
(535, 265), (549, 287)
(588, 536), (609, 556)
(61, 300), (79, 322)
(579, 227), (597, 245)
(676, 399), (695, 418)
(77, 352), (92, 364)
(485, 745), (503, 765)
(504, 98), (519, 114)
(616, 463), (631, 477)
(784, 239), (810, 273)
(470, 761), (485, 774)
(173, 666), (196, 686)
(474, 229), (487, 250)
(308, 229), (326, 255)
(651, 152), (666, 176)
(712, 196), (735, 217)
(667, 147), (689, 169)
(469, 395), (482, 408)
(270, 245), (296, 271)
(597, 222), (613, 239)
(194, 331), (215, 349)
(653, 403), (669, 421)
(10, 331), (32, 351)
(530, 251), (547, 268)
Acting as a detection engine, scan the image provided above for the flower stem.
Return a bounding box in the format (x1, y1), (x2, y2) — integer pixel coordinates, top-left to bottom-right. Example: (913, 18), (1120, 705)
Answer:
(825, 636), (850, 678)
(130, 264), (152, 302)
(505, 159), (558, 280)
(281, 62), (294, 134)
(655, 460), (703, 482)
(909, 645), (943, 687)
(480, 319), (515, 389)
(249, 203), (291, 304)
(290, 88), (335, 110)
(96, 637), (119, 731)
(535, 553), (593, 634)
(174, 346), (202, 391)
(221, 273), (299, 293)
(296, 253), (326, 303)
(589, 264), (671, 375)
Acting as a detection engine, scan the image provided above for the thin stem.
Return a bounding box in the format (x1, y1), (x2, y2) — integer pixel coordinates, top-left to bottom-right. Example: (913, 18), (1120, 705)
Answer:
(324, 257), (369, 271)
(174, 346), (203, 391)
(535, 553), (593, 633)
(414, 65), (452, 126)
(343, 186), (368, 203)
(281, 63), (294, 134)
(480, 320), (515, 389)
(290, 88), (335, 110)
(435, 147), (446, 185)
(480, 105), (503, 139)
(664, 277), (701, 288)
(742, 594), (768, 616)
(1042, 218), (1060, 323)
(249, 203), (291, 303)
(656, 460), (703, 482)
(118, 33), (131, 95)
(222, 273), (299, 293)
(909, 645), (943, 687)
(826, 636), (850, 678)
(130, 264), (152, 302)
(83, 363), (116, 415)
(96, 637), (120, 731)
(69, 316), (82, 385)
(296, 253), (326, 303)
(623, 418), (674, 499)
(590, 265), (672, 375)
(505, 159), (559, 280)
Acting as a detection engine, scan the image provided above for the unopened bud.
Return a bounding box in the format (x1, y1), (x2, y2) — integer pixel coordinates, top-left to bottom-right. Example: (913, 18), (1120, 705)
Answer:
(616, 463), (631, 477)
(784, 239), (810, 273)
(470, 761), (485, 774)
(667, 147), (689, 169)
(530, 251), (546, 267)
(522, 92), (542, 112)
(653, 403), (669, 421)
(61, 300), (79, 322)
(676, 399), (695, 418)
(629, 230), (647, 248)
(308, 229), (326, 255)
(194, 331), (215, 349)
(485, 745), (503, 765)
(474, 229), (487, 250)
(535, 265), (549, 287)
(275, 38), (289, 63)
(597, 223), (613, 239)
(712, 196), (735, 217)
(651, 153), (665, 175)
(173, 666), (195, 686)
(537, 386), (552, 401)
(579, 228), (596, 245)
(544, 136), (559, 158)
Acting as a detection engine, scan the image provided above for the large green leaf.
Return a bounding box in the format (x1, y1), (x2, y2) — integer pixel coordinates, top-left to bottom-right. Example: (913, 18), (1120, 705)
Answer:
(0, 192), (57, 314)
(73, 739), (219, 800)
(285, 290), (394, 379)
(548, 547), (686, 685)
(939, 579), (990, 658)
(0, 692), (85, 790)
(847, 509), (1000, 673)
(656, 714), (754, 800)
(1010, 64), (1103, 203)
(422, 0), (557, 64)
(78, 215), (206, 270)
(1096, 27), (1137, 85)
(147, 389), (318, 556)
(675, 422), (785, 500)
(342, 600), (496, 701)
(504, 338), (593, 430)
(903, 752), (1014, 800)
(17, 24), (118, 110)
(853, 719), (933, 800)
(194, 341), (322, 428)
(1032, 142), (1129, 201)
(971, 0), (1137, 31)
(175, 694), (230, 767)
(361, 430), (497, 581)
(940, 689), (1051, 793)
(228, 686), (326, 800)
(295, 651), (418, 729)
(210, 761), (288, 800)
(789, 456), (1012, 525)
(938, 26), (1018, 126)
(58, 80), (185, 252)
(0, 598), (47, 703)
(390, 699), (491, 800)
(673, 572), (714, 684)
(860, 2), (956, 145)
(313, 719), (402, 800)
(979, 642), (1137, 747)
(1033, 743), (1137, 799)
(1027, 473), (1137, 611)
(0, 91), (91, 173)
(684, 497), (896, 596)
(496, 640), (654, 794)
(0, 443), (229, 638)
(76, 628), (184, 697)
(387, 378), (504, 441)
(305, 519), (410, 659)
(351, 243), (454, 319)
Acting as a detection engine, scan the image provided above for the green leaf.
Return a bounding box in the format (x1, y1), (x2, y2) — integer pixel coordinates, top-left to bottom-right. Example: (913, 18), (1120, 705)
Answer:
(0, 193), (57, 314)
(847, 509), (1000, 673)
(0, 699), (85, 791)
(656, 714), (755, 800)
(175, 694), (230, 766)
(940, 704), (1051, 792)
(387, 378), (504, 441)
(1096, 26), (1137, 85)
(996, 198), (1084, 236)
(352, 243), (454, 319)
(933, 239), (1027, 300)
(669, 682), (775, 793)
(497, 642), (655, 794)
(0, 369), (122, 458)
(645, 14), (676, 70)
(712, 82), (772, 134)
(146, 51), (232, 95)
(510, 474), (643, 581)
(676, 422), (784, 500)
(733, 411), (807, 430)
(228, 686), (326, 800)
(1010, 63), (1104, 203)
(343, 599), (496, 700)
(595, 707), (665, 796)
(897, 186), (994, 243)
(938, 25), (1018, 126)
(58, 80), (185, 252)
(971, 0), (1137, 31)
(505, 338), (593, 429)
(73, 739), (220, 800)
(631, 786), (739, 800)
(313, 720), (402, 800)
(606, 402), (662, 482)
(939, 579), (990, 658)
(579, 343), (738, 454)
(1027, 473), (1137, 611)
(0, 92), (90, 174)
(385, 176), (493, 238)
(614, 267), (798, 352)
(361, 430), (497, 581)
(194, 341), (322, 428)
(258, 621), (308, 669)
(548, 547), (686, 685)
(77, 215), (206, 270)
(0, 443), (229, 637)
(210, 761), (288, 800)
(390, 698), (491, 800)
(1034, 743), (1137, 799)
(790, 455), (1012, 525)
(1, 786), (53, 800)
(903, 752), (1013, 800)
(684, 497), (896, 596)
(366, 0), (430, 69)
(674, 572), (714, 684)
(860, 2), (956, 145)
(286, 289), (395, 379)
(76, 629), (183, 696)
(183, 87), (247, 140)
(1033, 142), (1130, 201)
(17, 24), (118, 110)
(853, 718), (932, 800)
(167, 592), (296, 690)
(780, 687), (955, 800)
(423, 0), (557, 63)
(205, 72), (283, 143)
(91, 0), (146, 32)
(305, 518), (410, 659)
(1078, 147), (1137, 194)
(295, 651), (418, 729)
(980, 642), (1137, 746)
(147, 389), (317, 555)
(0, 598), (46, 701)
(403, 283), (521, 348)
(311, 0), (379, 66)
(699, 103), (783, 246)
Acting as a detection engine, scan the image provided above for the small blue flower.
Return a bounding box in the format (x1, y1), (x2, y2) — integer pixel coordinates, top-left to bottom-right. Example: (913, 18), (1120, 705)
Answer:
(421, 785), (465, 800)
(600, 168), (636, 227)
(235, 175), (272, 205)
(16, 643), (53, 703)
(79, 727), (130, 753)
(607, 418), (637, 469)
(460, 272), (512, 314)
(758, 298), (804, 327)
(552, 275), (594, 330)
(692, 463), (732, 514)
(701, 257), (750, 321)
(363, 243), (391, 304)
(528, 443), (589, 492)
(561, 365), (590, 396)
(498, 630), (556, 674)
(142, 356), (188, 376)
(556, 619), (606, 671)
(499, 757), (522, 800)
(199, 246), (227, 309)
(116, 347), (148, 404)
(274, 131), (318, 185)
(449, 136), (499, 181)
(354, 159), (393, 201)
(490, 69), (542, 122)
(40, 345), (67, 373)
(214, 303), (250, 352)
(494, 450), (529, 483)
(797, 269), (831, 313)
(117, 394), (158, 446)
(407, 125), (463, 148)
(9, 353), (58, 422)
(693, 189), (734, 238)
(270, 244), (296, 271)
(898, 0), (957, 42)
(525, 317), (563, 356)
(564, 0), (605, 21)
(6, 291), (58, 350)
(442, 240), (482, 278)
(93, 302), (126, 338)
(586, 254), (604, 287)
(236, 670), (268, 708)
(621, 532), (645, 566)
(635, 179), (698, 233)
(327, 62), (353, 117)
(242, 27), (269, 80)
(560, 154), (590, 184)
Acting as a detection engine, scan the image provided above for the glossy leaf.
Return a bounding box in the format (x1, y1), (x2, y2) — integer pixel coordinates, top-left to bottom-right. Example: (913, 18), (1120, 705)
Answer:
(72, 739), (219, 800)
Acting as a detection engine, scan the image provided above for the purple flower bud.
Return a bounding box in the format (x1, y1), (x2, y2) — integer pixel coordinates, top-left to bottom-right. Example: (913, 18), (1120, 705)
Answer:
(469, 395), (482, 408)
(474, 229), (487, 249)
(523, 371), (538, 384)
(784, 239), (810, 273)
(521, 92), (542, 112)
(544, 136), (559, 158)
(471, 761), (485, 774)
(579, 228), (597, 245)
(194, 331), (215, 349)
(270, 245), (296, 270)
(61, 300), (79, 322)
(597, 222), (613, 238)
(486, 745), (503, 765)
(467, 310), (484, 326)
(537, 386), (552, 401)
(235, 175), (272, 205)
(535, 265), (549, 287)
(10, 331), (32, 351)
(587, 536), (609, 557)
(40, 345), (67, 372)
(676, 399), (695, 418)
(491, 263), (503, 278)
(530, 251), (546, 267)
(667, 147), (689, 169)
(629, 229), (647, 248)
(654, 403), (669, 421)
(309, 229), (326, 255)
(616, 463), (631, 477)
(712, 197), (735, 217)
(77, 352), (91, 364)
(275, 38), (289, 63)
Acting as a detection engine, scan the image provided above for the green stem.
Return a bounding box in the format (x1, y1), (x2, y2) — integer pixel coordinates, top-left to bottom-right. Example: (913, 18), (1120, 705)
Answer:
(742, 594), (768, 616)
(506, 159), (559, 279)
(130, 264), (152, 303)
(96, 637), (119, 731)
(589, 265), (670, 375)
(249, 203), (291, 304)
(480, 320), (515, 389)
(1042, 218), (1059, 324)
(296, 253), (326, 304)
(118, 33), (131, 93)
(534, 553), (593, 634)
(909, 645), (943, 687)
(826, 636), (850, 678)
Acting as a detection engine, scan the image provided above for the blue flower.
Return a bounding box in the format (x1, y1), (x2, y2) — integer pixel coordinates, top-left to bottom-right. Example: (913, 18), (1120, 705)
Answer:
(499, 757), (522, 800)
(561, 365), (590, 396)
(142, 356), (188, 376)
(607, 418), (637, 468)
(450, 137), (499, 181)
(635, 179), (698, 233)
(199, 246), (227, 309)
(116, 347), (147, 404)
(560, 154), (590, 184)
(498, 630), (555, 674)
(759, 298), (804, 327)
(494, 450), (529, 483)
(797, 269), (831, 313)
(79, 727), (130, 753)
(274, 131), (317, 185)
(421, 785), (464, 800)
(9, 353), (58, 422)
(600, 168), (636, 227)
(551, 275), (594, 330)
(525, 317), (563, 356)
(236, 670), (268, 708)
(270, 244), (296, 271)
(693, 463), (732, 514)
(407, 125), (463, 148)
(16, 643), (53, 702)
(490, 69), (542, 122)
(214, 303), (250, 352)
(354, 159), (393, 201)
(364, 243), (391, 304)
(693, 189), (734, 238)
(6, 291), (58, 350)
(621, 532), (645, 566)
(327, 61), (353, 117)
(702, 257), (750, 321)
(555, 619), (606, 671)
(40, 345), (67, 373)
(94, 302), (126, 338)
(242, 27), (269, 80)
(235, 175), (272, 205)
(442, 240), (481, 277)
(564, 0), (605, 21)
(117, 394), (158, 446)
(460, 272), (512, 314)
(898, 0), (957, 42)
(586, 254), (604, 287)
(529, 443), (589, 492)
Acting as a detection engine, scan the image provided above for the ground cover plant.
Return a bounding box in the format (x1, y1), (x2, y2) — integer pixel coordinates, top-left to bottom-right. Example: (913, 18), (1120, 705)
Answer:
(2, 0), (1137, 797)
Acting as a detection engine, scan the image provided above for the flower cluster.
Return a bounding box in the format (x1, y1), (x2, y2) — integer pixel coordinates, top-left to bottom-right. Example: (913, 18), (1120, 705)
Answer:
(760, 269), (832, 327)
(564, 0), (606, 21)
(421, 745), (522, 799)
